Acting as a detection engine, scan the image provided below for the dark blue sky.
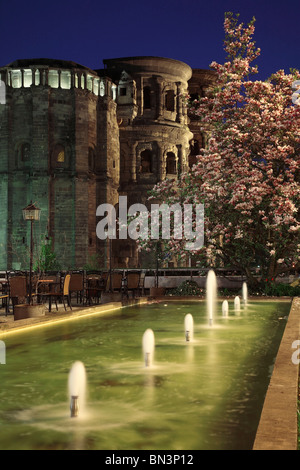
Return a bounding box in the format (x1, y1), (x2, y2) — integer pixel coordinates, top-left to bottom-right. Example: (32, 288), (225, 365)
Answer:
(0, 0), (299, 80)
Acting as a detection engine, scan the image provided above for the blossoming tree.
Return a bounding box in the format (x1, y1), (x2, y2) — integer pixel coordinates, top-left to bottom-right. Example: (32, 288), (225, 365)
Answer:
(145, 12), (300, 287)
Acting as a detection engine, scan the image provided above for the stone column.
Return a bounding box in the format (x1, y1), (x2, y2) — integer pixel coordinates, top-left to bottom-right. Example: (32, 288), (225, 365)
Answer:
(156, 77), (164, 119)
(132, 142), (138, 182)
(138, 76), (143, 116)
(71, 70), (75, 88)
(176, 82), (183, 123)
(157, 144), (164, 180)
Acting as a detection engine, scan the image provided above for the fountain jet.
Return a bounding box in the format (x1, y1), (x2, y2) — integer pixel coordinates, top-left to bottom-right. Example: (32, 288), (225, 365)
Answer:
(222, 300), (229, 317)
(184, 313), (194, 342)
(68, 361), (86, 418)
(143, 329), (155, 367)
(242, 282), (248, 304)
(206, 270), (217, 326)
(234, 296), (241, 311)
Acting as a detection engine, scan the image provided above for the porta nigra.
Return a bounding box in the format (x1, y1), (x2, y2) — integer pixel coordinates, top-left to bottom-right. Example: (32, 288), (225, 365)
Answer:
(0, 56), (215, 270)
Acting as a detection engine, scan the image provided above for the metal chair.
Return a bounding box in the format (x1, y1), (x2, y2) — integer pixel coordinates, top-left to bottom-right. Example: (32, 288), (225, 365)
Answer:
(106, 272), (123, 292)
(46, 274), (72, 312)
(125, 272), (140, 298)
(9, 276), (28, 313)
(0, 293), (9, 315)
(0, 273), (9, 315)
(70, 272), (85, 304)
(86, 272), (108, 304)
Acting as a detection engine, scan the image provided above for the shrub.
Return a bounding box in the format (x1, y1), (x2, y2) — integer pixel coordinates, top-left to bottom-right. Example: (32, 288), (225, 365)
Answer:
(169, 280), (203, 296)
(262, 282), (300, 297)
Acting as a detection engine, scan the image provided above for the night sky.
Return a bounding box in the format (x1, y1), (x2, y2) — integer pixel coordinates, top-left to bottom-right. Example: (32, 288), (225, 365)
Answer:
(0, 0), (299, 81)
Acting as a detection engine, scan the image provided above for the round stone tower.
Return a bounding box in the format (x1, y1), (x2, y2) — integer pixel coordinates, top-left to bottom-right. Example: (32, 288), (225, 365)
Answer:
(0, 58), (119, 270)
(100, 56), (193, 267)
(101, 56), (193, 204)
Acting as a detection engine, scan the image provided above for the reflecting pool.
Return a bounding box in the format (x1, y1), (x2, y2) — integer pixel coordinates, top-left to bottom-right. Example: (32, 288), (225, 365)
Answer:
(0, 300), (290, 450)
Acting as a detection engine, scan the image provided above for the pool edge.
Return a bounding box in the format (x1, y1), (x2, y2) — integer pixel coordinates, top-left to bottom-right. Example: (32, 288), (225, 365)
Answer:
(252, 297), (300, 451)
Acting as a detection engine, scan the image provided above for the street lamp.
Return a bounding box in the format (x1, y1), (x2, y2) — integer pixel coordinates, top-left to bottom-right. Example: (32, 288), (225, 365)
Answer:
(105, 227), (115, 293)
(22, 201), (41, 303)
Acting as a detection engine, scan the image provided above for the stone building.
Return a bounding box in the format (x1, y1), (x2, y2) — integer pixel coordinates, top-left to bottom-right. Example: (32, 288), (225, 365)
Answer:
(0, 56), (215, 270)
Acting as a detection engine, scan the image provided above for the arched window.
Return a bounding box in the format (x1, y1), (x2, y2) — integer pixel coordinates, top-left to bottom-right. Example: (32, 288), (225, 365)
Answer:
(165, 90), (175, 112)
(143, 86), (151, 109)
(140, 149), (152, 173)
(166, 152), (176, 174)
(52, 144), (66, 168)
(20, 143), (30, 162)
(190, 139), (200, 156)
(88, 147), (95, 172)
(16, 142), (30, 167)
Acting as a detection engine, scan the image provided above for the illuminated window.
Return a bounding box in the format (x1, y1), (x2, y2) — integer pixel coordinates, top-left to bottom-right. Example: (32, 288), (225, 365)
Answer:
(11, 70), (21, 88)
(93, 78), (99, 95)
(52, 144), (66, 168)
(35, 69), (40, 86)
(48, 70), (59, 88)
(23, 69), (32, 87)
(100, 80), (105, 96)
(61, 71), (71, 89)
(87, 75), (93, 91)
(57, 149), (65, 163)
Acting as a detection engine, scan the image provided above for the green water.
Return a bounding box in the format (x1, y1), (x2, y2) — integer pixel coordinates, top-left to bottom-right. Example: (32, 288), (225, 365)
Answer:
(0, 300), (290, 450)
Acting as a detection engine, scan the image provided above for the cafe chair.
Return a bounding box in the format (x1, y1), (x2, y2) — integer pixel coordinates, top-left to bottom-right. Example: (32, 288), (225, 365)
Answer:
(8, 275), (36, 313)
(86, 272), (108, 304)
(0, 292), (9, 315)
(106, 272), (123, 293)
(47, 274), (72, 313)
(0, 273), (9, 315)
(70, 272), (85, 304)
(124, 272), (140, 298)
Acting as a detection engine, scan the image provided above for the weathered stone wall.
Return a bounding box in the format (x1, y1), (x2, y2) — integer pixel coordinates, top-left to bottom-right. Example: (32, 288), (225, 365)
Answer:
(102, 57), (194, 267)
(187, 69), (216, 168)
(0, 57), (215, 271)
(0, 60), (119, 270)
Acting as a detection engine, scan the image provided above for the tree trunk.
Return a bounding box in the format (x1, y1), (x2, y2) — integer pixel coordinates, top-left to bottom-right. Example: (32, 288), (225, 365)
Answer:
(245, 267), (261, 289)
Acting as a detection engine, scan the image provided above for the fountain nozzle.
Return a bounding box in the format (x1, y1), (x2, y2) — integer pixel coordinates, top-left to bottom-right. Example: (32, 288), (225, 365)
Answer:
(70, 395), (79, 418)
(145, 352), (151, 367)
(185, 330), (190, 342)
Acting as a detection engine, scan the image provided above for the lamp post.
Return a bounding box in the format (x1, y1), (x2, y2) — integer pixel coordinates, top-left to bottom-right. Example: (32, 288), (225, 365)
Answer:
(22, 201), (41, 304)
(105, 227), (115, 293)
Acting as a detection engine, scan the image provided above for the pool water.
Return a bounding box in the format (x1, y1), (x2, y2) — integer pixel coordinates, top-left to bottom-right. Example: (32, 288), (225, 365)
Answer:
(0, 300), (290, 450)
